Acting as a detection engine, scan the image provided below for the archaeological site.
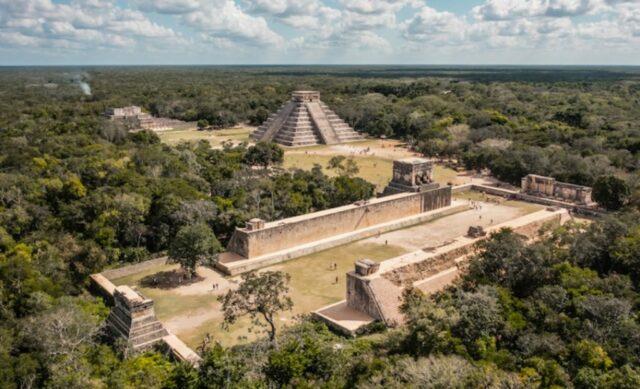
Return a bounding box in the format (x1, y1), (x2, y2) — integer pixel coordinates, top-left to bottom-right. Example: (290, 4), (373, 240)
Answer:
(250, 91), (363, 146)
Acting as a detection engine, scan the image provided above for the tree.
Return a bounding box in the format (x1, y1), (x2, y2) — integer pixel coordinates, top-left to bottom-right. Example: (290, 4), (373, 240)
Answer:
(327, 156), (360, 177)
(196, 119), (209, 130)
(168, 223), (221, 278)
(593, 175), (629, 211)
(218, 271), (293, 346)
(243, 141), (284, 169)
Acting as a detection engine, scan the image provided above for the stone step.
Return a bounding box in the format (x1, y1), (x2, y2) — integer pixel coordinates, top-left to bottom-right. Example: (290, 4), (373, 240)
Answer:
(130, 328), (169, 347)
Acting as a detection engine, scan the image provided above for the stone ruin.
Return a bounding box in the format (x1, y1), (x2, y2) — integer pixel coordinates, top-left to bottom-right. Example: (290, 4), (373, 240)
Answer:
(467, 225), (486, 238)
(105, 106), (189, 131)
(106, 285), (168, 353)
(521, 174), (593, 205)
(383, 157), (439, 195)
(250, 91), (363, 146)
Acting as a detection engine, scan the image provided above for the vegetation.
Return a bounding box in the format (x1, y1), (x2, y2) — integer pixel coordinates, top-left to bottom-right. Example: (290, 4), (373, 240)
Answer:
(168, 223), (222, 278)
(1, 65), (640, 387)
(219, 271), (294, 346)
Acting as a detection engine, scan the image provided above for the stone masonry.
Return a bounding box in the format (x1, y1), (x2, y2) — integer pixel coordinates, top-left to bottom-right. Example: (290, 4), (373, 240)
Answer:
(383, 157), (438, 195)
(106, 285), (168, 353)
(250, 91), (363, 146)
(521, 174), (593, 205)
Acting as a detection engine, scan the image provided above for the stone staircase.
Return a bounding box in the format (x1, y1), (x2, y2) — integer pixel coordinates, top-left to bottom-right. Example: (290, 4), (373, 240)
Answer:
(106, 286), (169, 353)
(273, 105), (322, 146)
(250, 91), (363, 146)
(251, 101), (295, 142)
(319, 102), (363, 142)
(305, 101), (340, 145)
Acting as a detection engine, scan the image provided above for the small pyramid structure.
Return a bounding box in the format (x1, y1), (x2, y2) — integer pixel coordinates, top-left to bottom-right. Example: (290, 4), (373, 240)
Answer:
(106, 285), (169, 353)
(251, 91), (363, 146)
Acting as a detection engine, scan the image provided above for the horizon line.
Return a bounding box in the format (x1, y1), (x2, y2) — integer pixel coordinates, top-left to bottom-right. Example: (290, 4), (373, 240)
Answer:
(1, 63), (640, 68)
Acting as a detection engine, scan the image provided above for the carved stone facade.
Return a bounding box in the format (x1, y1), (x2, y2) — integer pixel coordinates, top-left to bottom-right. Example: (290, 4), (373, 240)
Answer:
(250, 91), (363, 146)
(382, 158), (438, 195)
(105, 106), (143, 119)
(106, 286), (168, 353)
(521, 174), (593, 205)
(105, 106), (190, 131)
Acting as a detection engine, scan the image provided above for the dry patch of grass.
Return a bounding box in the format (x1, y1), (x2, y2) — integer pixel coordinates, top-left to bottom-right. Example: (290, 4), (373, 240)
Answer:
(109, 241), (405, 349)
(283, 153), (394, 191)
(283, 152), (461, 191)
(454, 191), (544, 214)
(158, 127), (254, 147)
(178, 241), (406, 348)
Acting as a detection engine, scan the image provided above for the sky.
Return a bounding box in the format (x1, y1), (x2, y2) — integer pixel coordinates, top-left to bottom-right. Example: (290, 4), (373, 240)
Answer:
(0, 0), (639, 65)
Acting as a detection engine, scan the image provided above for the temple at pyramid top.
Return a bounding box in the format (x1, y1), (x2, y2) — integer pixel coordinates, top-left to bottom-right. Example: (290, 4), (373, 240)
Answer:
(250, 91), (363, 146)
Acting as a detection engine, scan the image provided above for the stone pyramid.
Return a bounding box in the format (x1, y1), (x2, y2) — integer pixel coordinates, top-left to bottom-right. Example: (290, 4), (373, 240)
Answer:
(251, 91), (363, 146)
(106, 285), (169, 353)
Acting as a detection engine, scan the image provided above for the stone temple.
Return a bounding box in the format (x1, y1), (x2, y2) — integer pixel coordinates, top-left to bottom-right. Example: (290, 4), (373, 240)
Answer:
(106, 285), (168, 353)
(250, 91), (363, 146)
(383, 158), (438, 195)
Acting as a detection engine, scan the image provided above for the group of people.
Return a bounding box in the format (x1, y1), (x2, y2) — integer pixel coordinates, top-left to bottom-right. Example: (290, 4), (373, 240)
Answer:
(469, 198), (494, 224)
(212, 283), (220, 291)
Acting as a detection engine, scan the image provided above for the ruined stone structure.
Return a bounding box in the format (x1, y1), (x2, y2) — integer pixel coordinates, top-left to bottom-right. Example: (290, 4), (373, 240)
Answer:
(250, 91), (363, 146)
(521, 174), (593, 205)
(226, 186), (452, 260)
(106, 106), (143, 119)
(383, 158), (438, 195)
(106, 285), (168, 353)
(330, 208), (570, 331)
(105, 106), (191, 131)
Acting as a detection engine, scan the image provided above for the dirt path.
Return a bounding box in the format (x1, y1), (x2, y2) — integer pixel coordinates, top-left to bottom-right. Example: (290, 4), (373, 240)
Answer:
(361, 201), (526, 252)
(285, 139), (420, 160)
(164, 306), (224, 334)
(173, 266), (236, 296)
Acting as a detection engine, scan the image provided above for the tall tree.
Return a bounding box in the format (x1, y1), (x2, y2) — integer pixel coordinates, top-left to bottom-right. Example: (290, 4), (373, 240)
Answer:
(593, 175), (629, 211)
(243, 141), (284, 169)
(218, 271), (293, 346)
(168, 223), (221, 278)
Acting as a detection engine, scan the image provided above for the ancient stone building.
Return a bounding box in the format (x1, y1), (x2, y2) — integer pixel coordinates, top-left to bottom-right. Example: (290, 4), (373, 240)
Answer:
(521, 174), (593, 205)
(105, 106), (143, 120)
(105, 106), (190, 132)
(382, 158), (438, 195)
(250, 91), (363, 146)
(106, 285), (168, 353)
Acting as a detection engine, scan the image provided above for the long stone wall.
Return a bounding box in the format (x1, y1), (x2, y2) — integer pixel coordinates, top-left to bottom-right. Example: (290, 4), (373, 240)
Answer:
(227, 186), (452, 259)
(344, 208), (569, 324)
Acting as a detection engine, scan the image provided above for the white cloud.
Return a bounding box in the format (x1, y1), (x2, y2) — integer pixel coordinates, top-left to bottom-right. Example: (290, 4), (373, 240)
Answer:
(0, 0), (177, 52)
(401, 6), (466, 42)
(182, 0), (283, 46)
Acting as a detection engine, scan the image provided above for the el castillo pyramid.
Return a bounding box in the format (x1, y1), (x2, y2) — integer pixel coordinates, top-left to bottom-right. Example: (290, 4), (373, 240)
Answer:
(250, 91), (363, 146)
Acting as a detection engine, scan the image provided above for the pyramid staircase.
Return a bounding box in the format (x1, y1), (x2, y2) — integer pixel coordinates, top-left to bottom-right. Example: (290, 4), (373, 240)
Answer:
(106, 286), (169, 353)
(251, 91), (363, 146)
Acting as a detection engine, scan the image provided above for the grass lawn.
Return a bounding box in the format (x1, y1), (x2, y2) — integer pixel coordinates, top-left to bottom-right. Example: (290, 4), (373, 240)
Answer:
(283, 153), (461, 191)
(178, 241), (406, 348)
(157, 127), (253, 147)
(283, 153), (394, 191)
(110, 240), (406, 349)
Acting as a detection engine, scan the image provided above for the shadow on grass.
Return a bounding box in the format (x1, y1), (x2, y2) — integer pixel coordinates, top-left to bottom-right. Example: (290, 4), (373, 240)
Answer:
(140, 270), (204, 289)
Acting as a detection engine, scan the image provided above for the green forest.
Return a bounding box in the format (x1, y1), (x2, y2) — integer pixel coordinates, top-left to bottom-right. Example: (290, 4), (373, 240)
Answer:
(1, 66), (640, 388)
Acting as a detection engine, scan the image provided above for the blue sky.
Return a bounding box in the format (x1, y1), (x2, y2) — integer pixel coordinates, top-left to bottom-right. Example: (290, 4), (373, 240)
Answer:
(0, 0), (639, 65)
